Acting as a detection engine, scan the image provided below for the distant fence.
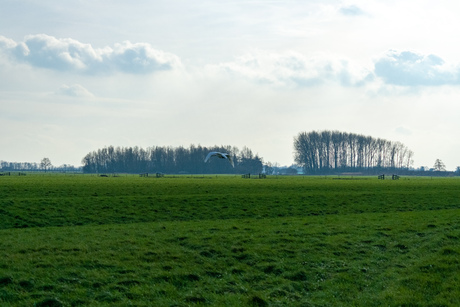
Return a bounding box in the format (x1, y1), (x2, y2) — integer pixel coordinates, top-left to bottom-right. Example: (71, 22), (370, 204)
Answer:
(242, 173), (267, 179)
(139, 173), (164, 178)
(378, 174), (400, 180)
(0, 172), (26, 176)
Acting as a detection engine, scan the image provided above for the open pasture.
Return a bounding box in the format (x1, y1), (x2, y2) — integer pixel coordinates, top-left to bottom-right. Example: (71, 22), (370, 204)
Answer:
(0, 175), (459, 306)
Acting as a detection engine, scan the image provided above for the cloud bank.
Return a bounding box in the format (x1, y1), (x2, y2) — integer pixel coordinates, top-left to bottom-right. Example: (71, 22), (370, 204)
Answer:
(213, 50), (460, 89)
(212, 51), (372, 88)
(2, 34), (460, 89)
(0, 34), (181, 74)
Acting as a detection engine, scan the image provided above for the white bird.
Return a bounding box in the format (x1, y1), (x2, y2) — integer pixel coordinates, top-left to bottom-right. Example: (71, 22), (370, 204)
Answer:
(204, 151), (234, 167)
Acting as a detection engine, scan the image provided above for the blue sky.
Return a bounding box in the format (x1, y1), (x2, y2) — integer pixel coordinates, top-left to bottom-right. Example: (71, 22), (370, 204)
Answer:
(1, 0), (460, 169)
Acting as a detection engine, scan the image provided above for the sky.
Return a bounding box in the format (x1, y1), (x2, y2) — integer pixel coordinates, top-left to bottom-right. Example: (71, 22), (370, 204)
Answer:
(1, 0), (460, 170)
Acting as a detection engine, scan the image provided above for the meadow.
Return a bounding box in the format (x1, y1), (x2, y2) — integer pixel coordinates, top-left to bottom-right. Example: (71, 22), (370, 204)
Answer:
(0, 174), (459, 306)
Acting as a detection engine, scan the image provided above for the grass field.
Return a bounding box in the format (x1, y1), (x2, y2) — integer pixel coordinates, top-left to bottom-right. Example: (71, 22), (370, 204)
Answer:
(0, 174), (459, 306)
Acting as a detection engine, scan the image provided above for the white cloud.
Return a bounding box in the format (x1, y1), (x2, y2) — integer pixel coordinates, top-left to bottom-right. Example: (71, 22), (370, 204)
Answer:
(374, 50), (458, 86)
(395, 126), (412, 136)
(108, 41), (181, 74)
(0, 34), (182, 74)
(211, 51), (372, 88)
(339, 5), (365, 16)
(0, 35), (17, 49)
(56, 84), (94, 98)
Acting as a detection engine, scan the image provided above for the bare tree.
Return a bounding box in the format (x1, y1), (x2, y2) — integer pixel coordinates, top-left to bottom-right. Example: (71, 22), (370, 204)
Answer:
(40, 157), (52, 172)
(294, 130), (414, 174)
(433, 159), (446, 172)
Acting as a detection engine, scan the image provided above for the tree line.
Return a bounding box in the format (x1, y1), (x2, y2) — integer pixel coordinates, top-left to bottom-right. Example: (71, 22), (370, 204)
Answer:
(81, 145), (263, 174)
(1, 161), (40, 171)
(0, 160), (81, 172)
(4, 131), (456, 175)
(294, 130), (414, 174)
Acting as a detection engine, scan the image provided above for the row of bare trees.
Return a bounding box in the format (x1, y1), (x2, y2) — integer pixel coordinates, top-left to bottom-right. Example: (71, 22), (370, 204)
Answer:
(1, 161), (40, 171)
(294, 130), (414, 174)
(0, 159), (80, 172)
(81, 145), (263, 174)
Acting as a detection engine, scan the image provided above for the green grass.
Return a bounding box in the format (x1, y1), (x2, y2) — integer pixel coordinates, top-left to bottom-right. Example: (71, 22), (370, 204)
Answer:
(0, 175), (459, 306)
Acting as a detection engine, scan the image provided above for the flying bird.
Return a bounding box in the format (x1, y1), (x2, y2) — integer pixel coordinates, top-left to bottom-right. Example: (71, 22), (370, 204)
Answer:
(204, 151), (234, 167)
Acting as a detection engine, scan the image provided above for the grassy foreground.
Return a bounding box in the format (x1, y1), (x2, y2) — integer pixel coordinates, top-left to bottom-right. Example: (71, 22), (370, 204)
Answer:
(0, 175), (459, 306)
